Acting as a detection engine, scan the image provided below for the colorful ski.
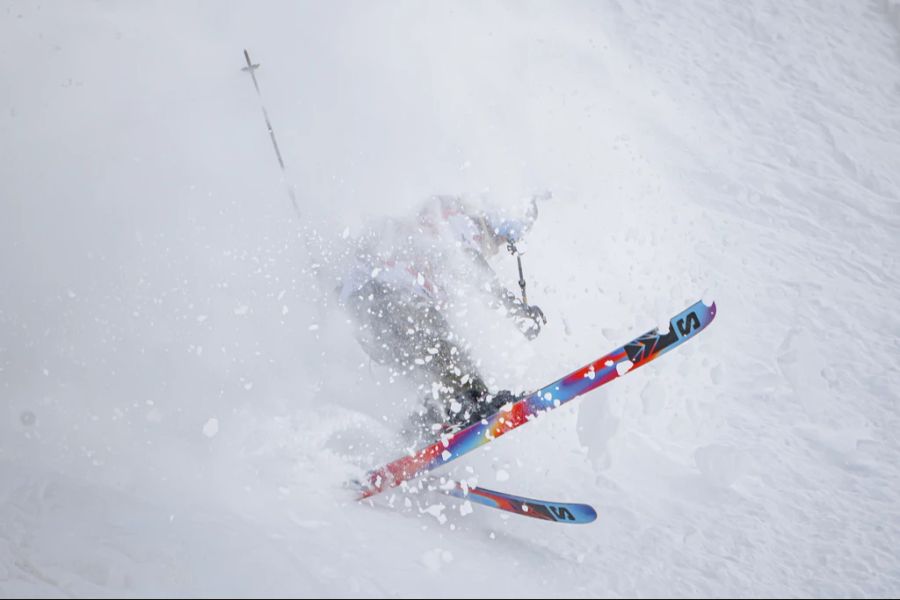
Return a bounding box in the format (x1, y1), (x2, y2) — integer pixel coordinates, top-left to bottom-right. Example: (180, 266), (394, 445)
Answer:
(428, 478), (597, 524)
(357, 299), (716, 499)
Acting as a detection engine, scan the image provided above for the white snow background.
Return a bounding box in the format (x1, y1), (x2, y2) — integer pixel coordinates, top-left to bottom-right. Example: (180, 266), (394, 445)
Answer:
(2, 1), (899, 597)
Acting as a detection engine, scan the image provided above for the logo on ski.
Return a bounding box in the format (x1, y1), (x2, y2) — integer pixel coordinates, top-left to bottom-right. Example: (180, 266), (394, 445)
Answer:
(628, 309), (703, 362)
(549, 505), (576, 521)
(676, 311), (701, 337)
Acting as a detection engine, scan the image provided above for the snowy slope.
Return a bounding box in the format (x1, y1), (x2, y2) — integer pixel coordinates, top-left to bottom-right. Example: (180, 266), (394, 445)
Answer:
(2, 0), (899, 597)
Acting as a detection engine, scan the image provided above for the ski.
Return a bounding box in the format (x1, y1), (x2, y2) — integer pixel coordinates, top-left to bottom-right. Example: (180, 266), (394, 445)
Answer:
(357, 299), (717, 499)
(426, 478), (597, 524)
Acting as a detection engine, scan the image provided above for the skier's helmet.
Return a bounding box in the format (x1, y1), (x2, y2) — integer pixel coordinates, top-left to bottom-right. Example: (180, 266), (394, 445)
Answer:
(476, 196), (540, 251)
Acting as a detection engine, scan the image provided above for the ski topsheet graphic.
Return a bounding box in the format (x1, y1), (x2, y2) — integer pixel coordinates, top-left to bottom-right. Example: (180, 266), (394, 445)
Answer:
(428, 478), (598, 524)
(357, 299), (717, 500)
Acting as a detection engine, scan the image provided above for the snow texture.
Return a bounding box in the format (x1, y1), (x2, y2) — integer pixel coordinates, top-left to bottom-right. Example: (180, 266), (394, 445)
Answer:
(1, 1), (899, 597)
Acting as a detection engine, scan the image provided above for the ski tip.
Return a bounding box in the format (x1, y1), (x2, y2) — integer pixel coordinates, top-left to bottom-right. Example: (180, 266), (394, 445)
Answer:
(563, 503), (598, 524)
(693, 298), (717, 327)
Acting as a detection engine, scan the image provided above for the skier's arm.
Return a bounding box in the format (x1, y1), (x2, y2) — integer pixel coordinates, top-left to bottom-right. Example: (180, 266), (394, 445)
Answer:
(467, 249), (545, 340)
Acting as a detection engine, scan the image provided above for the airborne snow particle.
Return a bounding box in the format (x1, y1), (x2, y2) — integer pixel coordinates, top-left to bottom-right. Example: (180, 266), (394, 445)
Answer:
(421, 505), (447, 525)
(616, 360), (633, 375)
(202, 417), (219, 438)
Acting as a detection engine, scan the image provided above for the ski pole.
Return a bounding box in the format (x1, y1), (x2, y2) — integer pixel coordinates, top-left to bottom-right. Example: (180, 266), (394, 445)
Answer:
(240, 49), (331, 327)
(242, 49), (301, 218)
(506, 239), (547, 324)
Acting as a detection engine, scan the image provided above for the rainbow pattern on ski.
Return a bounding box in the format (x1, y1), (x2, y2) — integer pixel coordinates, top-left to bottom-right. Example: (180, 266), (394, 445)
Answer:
(358, 299), (716, 499)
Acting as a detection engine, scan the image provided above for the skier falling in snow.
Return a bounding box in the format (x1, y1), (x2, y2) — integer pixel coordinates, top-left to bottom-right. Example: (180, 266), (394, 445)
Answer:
(337, 194), (547, 441)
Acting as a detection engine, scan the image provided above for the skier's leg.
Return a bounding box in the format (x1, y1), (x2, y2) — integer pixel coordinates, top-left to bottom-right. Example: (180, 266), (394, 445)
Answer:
(346, 281), (422, 371)
(412, 302), (489, 421)
(347, 281), (501, 432)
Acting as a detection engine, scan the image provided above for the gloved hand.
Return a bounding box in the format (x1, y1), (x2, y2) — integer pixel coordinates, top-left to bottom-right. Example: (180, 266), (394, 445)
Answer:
(511, 301), (546, 340)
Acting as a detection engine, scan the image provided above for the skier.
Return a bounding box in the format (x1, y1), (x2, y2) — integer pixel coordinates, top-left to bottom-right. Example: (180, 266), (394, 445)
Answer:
(337, 194), (547, 439)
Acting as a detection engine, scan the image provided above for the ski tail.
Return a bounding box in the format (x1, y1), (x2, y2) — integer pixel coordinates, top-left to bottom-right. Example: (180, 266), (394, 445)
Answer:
(431, 478), (597, 524)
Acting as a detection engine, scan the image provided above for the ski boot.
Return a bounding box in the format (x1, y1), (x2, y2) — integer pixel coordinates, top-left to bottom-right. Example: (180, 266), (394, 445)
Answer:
(447, 389), (520, 432)
(401, 399), (451, 446)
